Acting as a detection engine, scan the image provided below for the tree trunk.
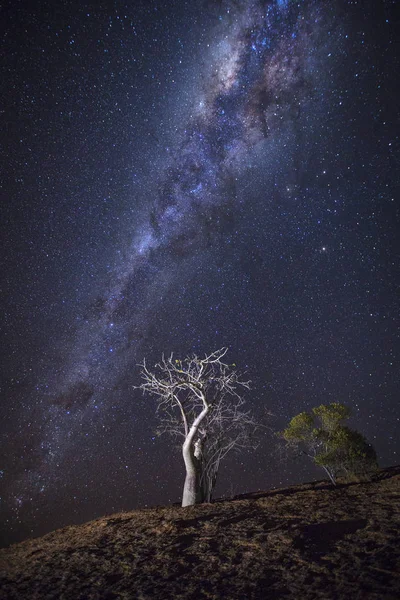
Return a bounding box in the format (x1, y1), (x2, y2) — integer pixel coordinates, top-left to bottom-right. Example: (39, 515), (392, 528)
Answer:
(201, 467), (217, 503)
(181, 404), (209, 506)
(323, 465), (336, 486)
(182, 467), (199, 507)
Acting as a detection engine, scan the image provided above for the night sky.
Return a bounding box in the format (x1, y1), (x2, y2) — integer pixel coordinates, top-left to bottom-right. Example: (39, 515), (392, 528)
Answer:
(1, 0), (399, 547)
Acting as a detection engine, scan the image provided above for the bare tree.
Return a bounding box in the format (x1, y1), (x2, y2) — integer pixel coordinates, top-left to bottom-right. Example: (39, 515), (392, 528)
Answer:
(138, 348), (260, 507)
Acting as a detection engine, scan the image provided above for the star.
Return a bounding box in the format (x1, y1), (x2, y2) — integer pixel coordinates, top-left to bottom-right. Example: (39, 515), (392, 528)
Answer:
(0, 0), (398, 547)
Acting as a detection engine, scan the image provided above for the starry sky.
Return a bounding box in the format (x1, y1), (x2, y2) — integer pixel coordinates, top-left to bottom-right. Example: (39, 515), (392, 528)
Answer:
(1, 0), (399, 547)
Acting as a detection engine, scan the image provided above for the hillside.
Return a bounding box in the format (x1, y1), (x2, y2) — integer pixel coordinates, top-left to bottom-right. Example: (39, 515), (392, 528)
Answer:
(1, 466), (399, 599)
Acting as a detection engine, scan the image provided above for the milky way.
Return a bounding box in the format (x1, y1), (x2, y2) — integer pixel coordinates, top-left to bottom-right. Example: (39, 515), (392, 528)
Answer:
(1, 0), (399, 545)
(45, 1), (325, 452)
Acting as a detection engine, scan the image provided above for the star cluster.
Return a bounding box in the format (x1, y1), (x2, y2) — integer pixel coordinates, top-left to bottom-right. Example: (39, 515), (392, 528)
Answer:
(1, 0), (399, 546)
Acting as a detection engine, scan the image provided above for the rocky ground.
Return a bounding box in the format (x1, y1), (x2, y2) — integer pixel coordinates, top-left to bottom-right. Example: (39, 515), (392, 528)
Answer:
(1, 466), (399, 599)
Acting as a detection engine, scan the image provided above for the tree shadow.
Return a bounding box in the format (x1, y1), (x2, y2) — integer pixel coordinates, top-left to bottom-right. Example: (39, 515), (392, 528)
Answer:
(220, 465), (400, 503)
(293, 518), (368, 560)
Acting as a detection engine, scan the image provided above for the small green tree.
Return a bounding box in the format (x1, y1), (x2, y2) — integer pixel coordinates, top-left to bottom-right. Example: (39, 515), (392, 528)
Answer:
(281, 403), (377, 485)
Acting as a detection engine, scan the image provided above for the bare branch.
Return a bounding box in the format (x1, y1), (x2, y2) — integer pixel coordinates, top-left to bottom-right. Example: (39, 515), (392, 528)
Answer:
(136, 348), (265, 506)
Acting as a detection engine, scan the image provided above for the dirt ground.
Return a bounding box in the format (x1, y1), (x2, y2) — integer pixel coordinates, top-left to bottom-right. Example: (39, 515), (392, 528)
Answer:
(1, 466), (399, 599)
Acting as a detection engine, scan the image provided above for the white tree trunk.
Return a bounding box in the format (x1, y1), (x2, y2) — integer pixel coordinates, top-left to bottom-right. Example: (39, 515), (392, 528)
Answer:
(182, 440), (200, 507)
(181, 405), (209, 507)
(323, 465), (336, 486)
(182, 470), (199, 507)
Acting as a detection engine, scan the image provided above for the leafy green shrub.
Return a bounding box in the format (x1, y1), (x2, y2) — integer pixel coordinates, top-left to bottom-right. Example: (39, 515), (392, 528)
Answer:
(281, 403), (378, 485)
